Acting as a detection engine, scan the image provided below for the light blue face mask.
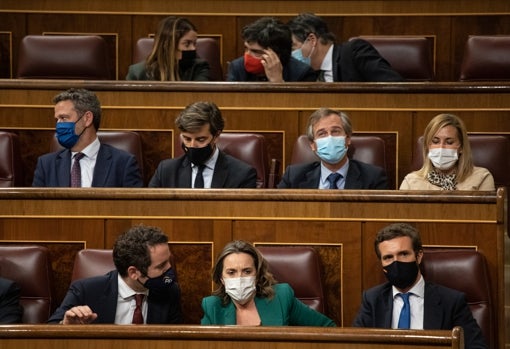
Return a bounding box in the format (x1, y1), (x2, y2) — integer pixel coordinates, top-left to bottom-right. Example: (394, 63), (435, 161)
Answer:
(292, 48), (311, 65)
(315, 136), (347, 164)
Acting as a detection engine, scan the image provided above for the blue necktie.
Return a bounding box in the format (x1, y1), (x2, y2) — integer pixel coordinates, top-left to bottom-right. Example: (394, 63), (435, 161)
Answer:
(398, 293), (411, 329)
(327, 173), (342, 189)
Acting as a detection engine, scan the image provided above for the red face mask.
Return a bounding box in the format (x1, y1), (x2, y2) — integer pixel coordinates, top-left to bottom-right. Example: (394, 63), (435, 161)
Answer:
(243, 52), (265, 75)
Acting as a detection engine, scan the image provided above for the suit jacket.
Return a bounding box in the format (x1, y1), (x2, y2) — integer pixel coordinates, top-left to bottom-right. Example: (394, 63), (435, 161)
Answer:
(126, 59), (210, 81)
(148, 151), (257, 188)
(277, 159), (388, 189)
(332, 39), (404, 82)
(201, 283), (335, 326)
(48, 270), (182, 324)
(353, 281), (487, 349)
(0, 277), (22, 324)
(32, 144), (143, 187)
(227, 56), (318, 82)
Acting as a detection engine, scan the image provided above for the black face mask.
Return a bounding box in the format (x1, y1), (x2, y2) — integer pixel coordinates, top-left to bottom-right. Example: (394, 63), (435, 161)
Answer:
(179, 50), (197, 71)
(383, 260), (419, 290)
(182, 142), (214, 166)
(143, 268), (176, 294)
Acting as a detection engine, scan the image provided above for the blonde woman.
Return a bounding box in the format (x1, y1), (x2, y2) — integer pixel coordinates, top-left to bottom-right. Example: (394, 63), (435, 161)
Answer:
(126, 16), (210, 81)
(400, 113), (495, 190)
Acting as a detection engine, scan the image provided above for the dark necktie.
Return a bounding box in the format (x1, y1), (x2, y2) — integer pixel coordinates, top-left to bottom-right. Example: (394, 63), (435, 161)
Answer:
(327, 173), (342, 189)
(398, 293), (411, 329)
(70, 152), (85, 187)
(132, 293), (145, 324)
(317, 70), (326, 82)
(194, 164), (205, 188)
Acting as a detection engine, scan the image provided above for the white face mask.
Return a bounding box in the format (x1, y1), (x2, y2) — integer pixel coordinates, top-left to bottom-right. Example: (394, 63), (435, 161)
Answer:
(428, 147), (458, 170)
(223, 276), (256, 305)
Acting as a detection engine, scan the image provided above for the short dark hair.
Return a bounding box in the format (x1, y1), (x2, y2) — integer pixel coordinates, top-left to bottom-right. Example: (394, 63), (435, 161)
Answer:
(374, 223), (423, 259)
(288, 13), (336, 45)
(242, 17), (292, 65)
(211, 240), (276, 306)
(53, 88), (101, 130)
(113, 225), (169, 277)
(175, 101), (224, 135)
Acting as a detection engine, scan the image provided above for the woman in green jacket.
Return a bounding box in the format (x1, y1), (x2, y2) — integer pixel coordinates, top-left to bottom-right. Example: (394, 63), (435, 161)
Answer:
(201, 240), (335, 327)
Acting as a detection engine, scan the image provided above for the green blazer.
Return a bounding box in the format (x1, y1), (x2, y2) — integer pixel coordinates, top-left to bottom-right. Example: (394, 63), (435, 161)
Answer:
(201, 283), (335, 326)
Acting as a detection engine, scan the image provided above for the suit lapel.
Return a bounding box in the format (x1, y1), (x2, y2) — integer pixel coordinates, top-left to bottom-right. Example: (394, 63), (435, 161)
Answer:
(211, 152), (228, 188)
(178, 156), (193, 188)
(344, 160), (361, 189)
(423, 283), (443, 329)
(300, 164), (321, 188)
(56, 149), (72, 187)
(378, 284), (394, 328)
(91, 145), (111, 187)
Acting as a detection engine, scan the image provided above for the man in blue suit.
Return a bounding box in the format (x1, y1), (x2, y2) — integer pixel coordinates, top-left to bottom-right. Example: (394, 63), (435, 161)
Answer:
(48, 225), (182, 324)
(353, 223), (487, 349)
(278, 108), (387, 189)
(32, 88), (142, 187)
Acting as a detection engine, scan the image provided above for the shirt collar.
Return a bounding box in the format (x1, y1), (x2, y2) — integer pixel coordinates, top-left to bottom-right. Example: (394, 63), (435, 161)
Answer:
(72, 137), (100, 160)
(117, 274), (148, 300)
(191, 145), (219, 171)
(321, 44), (334, 72)
(392, 273), (425, 298)
(320, 158), (349, 182)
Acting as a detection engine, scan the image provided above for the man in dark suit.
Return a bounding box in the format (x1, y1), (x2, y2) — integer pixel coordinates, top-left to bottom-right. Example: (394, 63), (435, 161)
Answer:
(288, 13), (403, 82)
(353, 223), (487, 349)
(227, 17), (318, 82)
(149, 101), (256, 188)
(0, 277), (22, 324)
(48, 225), (182, 324)
(32, 88), (142, 187)
(278, 108), (387, 189)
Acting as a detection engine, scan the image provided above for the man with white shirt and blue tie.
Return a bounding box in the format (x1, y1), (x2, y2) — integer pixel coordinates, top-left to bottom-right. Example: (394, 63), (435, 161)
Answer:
(353, 223), (487, 349)
(277, 108), (387, 189)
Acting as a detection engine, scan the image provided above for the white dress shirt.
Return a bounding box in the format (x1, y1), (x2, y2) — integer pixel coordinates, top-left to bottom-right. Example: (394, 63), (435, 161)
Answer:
(191, 146), (219, 188)
(114, 274), (148, 324)
(70, 137), (100, 187)
(391, 274), (425, 329)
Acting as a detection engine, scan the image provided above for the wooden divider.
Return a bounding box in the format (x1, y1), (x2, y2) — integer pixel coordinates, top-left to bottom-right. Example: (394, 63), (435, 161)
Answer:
(0, 325), (463, 349)
(1, 80), (510, 188)
(0, 187), (505, 348)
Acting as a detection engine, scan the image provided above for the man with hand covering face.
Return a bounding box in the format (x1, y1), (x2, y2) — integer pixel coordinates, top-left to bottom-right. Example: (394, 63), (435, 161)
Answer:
(148, 101), (257, 188)
(353, 223), (487, 349)
(48, 225), (181, 324)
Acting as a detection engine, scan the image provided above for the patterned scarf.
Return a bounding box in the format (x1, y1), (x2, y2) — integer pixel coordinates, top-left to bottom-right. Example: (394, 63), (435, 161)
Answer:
(427, 170), (457, 190)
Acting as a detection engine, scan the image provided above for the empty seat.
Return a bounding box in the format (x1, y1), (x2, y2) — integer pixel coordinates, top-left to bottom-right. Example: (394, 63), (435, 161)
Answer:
(71, 249), (115, 282)
(257, 246), (325, 313)
(17, 35), (110, 79)
(460, 35), (510, 81)
(0, 131), (24, 187)
(133, 37), (224, 81)
(421, 249), (494, 349)
(174, 132), (270, 188)
(50, 131), (144, 179)
(349, 36), (435, 81)
(71, 248), (177, 282)
(291, 134), (387, 172)
(0, 245), (53, 323)
(411, 134), (510, 188)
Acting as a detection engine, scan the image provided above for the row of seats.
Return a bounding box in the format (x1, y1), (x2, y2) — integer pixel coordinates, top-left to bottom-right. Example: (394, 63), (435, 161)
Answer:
(15, 34), (510, 81)
(2, 130), (510, 190)
(0, 244), (494, 348)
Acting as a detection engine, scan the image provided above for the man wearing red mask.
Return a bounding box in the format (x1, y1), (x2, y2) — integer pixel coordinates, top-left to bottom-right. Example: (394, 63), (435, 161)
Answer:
(227, 17), (318, 82)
